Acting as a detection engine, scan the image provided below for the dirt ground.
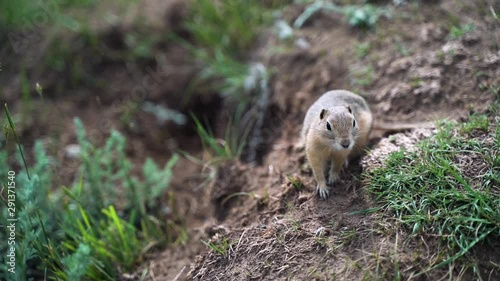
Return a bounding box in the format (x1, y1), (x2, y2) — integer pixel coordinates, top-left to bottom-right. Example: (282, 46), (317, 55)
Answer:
(2, 0), (499, 280)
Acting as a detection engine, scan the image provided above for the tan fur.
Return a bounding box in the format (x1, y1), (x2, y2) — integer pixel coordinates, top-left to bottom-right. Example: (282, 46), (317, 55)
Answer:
(302, 90), (373, 199)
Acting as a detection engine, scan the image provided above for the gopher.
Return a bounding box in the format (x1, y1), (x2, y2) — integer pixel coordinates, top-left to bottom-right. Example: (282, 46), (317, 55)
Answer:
(302, 90), (373, 199)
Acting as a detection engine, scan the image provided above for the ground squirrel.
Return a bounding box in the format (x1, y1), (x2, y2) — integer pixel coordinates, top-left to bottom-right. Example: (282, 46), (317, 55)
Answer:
(302, 90), (373, 199)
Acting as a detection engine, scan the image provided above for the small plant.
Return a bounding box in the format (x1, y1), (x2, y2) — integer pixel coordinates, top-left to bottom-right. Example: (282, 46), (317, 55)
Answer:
(393, 37), (411, 56)
(74, 117), (179, 217)
(124, 32), (162, 59)
(479, 80), (499, 96)
(339, 229), (357, 247)
(202, 234), (235, 256)
(448, 23), (475, 39)
(191, 113), (248, 162)
(58, 205), (146, 278)
(287, 174), (304, 190)
(349, 64), (375, 87)
(355, 42), (371, 59)
(294, 2), (391, 30)
(60, 243), (93, 281)
(409, 78), (422, 88)
(344, 4), (381, 29)
(290, 219), (302, 231)
(460, 113), (490, 133)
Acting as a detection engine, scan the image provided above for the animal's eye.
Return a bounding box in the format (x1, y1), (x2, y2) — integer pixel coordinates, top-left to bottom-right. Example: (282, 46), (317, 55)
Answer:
(353, 120), (356, 127)
(326, 122), (332, 131)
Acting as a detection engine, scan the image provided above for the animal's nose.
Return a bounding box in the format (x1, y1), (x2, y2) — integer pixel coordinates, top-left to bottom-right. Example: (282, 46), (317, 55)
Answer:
(341, 139), (350, 148)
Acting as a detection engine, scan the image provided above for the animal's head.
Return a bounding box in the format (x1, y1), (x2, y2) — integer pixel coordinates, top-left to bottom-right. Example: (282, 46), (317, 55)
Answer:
(314, 105), (359, 150)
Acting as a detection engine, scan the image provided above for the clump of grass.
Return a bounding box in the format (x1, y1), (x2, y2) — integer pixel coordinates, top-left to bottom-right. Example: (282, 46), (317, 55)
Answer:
(408, 78), (422, 88)
(365, 116), (500, 277)
(61, 205), (146, 278)
(202, 235), (235, 256)
(393, 36), (411, 56)
(185, 0), (269, 56)
(191, 113), (249, 162)
(355, 42), (371, 59)
(185, 47), (252, 102)
(448, 23), (475, 39)
(287, 174), (304, 190)
(124, 31), (163, 60)
(350, 64), (375, 87)
(460, 113), (490, 133)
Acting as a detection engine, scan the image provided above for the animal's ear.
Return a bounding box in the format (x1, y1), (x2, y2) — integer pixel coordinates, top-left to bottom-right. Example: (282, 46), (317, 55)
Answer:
(320, 109), (327, 119)
(346, 105), (352, 114)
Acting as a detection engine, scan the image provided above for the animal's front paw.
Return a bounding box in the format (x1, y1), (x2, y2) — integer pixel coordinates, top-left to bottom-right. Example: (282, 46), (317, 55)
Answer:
(343, 159), (349, 169)
(316, 184), (330, 199)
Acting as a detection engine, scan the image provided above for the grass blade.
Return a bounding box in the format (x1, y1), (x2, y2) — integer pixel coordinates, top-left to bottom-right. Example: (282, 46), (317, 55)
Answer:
(5, 103), (31, 179)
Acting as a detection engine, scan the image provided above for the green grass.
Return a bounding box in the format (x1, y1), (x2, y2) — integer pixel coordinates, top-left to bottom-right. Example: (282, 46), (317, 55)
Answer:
(201, 235), (235, 256)
(460, 113), (490, 133)
(185, 0), (271, 56)
(191, 113), (249, 163)
(178, 0), (279, 104)
(350, 64), (375, 87)
(182, 46), (251, 103)
(355, 42), (371, 59)
(3, 104), (30, 178)
(0, 107), (181, 280)
(0, 0), (97, 28)
(393, 36), (411, 57)
(365, 115), (500, 277)
(287, 174), (304, 190)
(448, 23), (475, 39)
(74, 117), (179, 217)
